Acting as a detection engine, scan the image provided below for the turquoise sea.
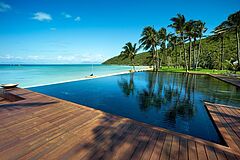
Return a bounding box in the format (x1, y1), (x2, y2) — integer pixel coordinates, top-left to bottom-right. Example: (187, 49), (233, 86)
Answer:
(0, 64), (145, 88)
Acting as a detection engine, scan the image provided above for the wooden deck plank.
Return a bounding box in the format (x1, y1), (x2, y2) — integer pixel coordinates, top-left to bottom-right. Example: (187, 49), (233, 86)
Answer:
(224, 151), (239, 160)
(178, 138), (188, 160)
(113, 127), (149, 160)
(29, 116), (112, 159)
(18, 117), (102, 160)
(188, 140), (198, 160)
(205, 146), (218, 160)
(205, 103), (240, 153)
(61, 121), (126, 160)
(107, 125), (142, 160)
(218, 106), (240, 138)
(0, 111), (100, 159)
(150, 132), (166, 160)
(98, 124), (140, 160)
(0, 88), (239, 160)
(159, 134), (173, 160)
(140, 131), (159, 160)
(130, 128), (154, 160)
(214, 148), (227, 160)
(196, 143), (208, 160)
(81, 122), (134, 160)
(32, 116), (116, 160)
(169, 136), (180, 160)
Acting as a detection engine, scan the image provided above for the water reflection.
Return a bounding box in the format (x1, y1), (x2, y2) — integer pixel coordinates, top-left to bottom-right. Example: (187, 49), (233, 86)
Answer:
(118, 73), (135, 96)
(118, 72), (197, 122)
(117, 71), (240, 130)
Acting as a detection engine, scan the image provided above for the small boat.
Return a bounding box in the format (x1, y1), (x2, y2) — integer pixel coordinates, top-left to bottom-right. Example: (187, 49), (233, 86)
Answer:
(1, 83), (19, 89)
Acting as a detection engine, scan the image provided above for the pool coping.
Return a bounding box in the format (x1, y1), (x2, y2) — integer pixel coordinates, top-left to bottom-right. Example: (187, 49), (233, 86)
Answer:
(209, 74), (240, 88)
(159, 70), (240, 88)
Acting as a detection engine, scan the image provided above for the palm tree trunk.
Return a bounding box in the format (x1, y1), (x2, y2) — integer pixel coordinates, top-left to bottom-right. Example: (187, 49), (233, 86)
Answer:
(165, 48), (169, 68)
(179, 46), (182, 68)
(184, 43), (188, 71)
(175, 45), (178, 68)
(221, 36), (224, 70)
(158, 47), (162, 68)
(183, 38), (188, 72)
(131, 59), (135, 71)
(193, 39), (196, 70)
(188, 38), (192, 70)
(154, 46), (159, 72)
(160, 51), (163, 68)
(156, 48), (158, 69)
(151, 48), (156, 71)
(236, 27), (240, 68)
(195, 38), (201, 69)
(153, 51), (156, 71)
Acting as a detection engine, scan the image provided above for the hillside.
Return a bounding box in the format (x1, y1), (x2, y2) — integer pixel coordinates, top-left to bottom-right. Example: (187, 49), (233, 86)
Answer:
(103, 31), (237, 69)
(103, 52), (151, 66)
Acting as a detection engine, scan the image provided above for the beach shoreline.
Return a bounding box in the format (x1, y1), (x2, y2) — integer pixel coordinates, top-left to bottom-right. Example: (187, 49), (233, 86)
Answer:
(24, 67), (152, 88)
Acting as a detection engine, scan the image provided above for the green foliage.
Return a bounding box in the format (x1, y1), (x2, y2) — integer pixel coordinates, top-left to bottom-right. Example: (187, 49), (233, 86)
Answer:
(103, 11), (240, 71)
(103, 52), (152, 66)
(159, 66), (240, 74)
(103, 31), (237, 68)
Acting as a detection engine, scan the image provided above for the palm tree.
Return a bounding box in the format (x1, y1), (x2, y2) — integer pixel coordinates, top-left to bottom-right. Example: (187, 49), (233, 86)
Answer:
(139, 26), (159, 71)
(195, 20), (207, 69)
(120, 42), (139, 71)
(191, 21), (198, 69)
(158, 27), (168, 67)
(221, 11), (240, 69)
(210, 23), (227, 70)
(184, 20), (195, 70)
(167, 33), (179, 67)
(169, 14), (188, 71)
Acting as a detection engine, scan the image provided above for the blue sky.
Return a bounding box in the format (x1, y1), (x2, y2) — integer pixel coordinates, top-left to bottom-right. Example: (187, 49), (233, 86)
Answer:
(0, 0), (239, 64)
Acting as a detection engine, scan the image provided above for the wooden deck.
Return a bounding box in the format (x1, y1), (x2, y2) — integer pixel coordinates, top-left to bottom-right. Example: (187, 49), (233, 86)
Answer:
(0, 88), (239, 160)
(205, 102), (240, 154)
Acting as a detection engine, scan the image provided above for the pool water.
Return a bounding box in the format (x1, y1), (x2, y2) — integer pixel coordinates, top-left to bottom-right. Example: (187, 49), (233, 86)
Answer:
(29, 72), (240, 144)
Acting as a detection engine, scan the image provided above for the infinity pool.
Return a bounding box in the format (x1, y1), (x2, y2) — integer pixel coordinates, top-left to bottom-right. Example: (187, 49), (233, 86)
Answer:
(29, 72), (240, 144)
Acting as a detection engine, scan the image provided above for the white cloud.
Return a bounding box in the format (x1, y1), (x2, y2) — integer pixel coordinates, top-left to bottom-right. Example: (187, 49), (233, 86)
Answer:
(50, 27), (56, 31)
(62, 12), (72, 18)
(0, 2), (11, 12)
(74, 16), (81, 22)
(0, 54), (105, 64)
(32, 12), (52, 21)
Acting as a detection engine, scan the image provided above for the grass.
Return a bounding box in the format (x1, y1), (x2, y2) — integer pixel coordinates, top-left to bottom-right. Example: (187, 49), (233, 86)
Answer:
(159, 66), (240, 75)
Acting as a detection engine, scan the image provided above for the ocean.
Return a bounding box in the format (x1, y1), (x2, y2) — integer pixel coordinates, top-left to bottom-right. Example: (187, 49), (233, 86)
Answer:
(0, 64), (145, 88)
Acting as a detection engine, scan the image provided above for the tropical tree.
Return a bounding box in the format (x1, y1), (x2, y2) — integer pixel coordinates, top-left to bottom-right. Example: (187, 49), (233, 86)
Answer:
(139, 26), (159, 71)
(184, 20), (195, 70)
(191, 21), (198, 69)
(158, 27), (168, 67)
(221, 11), (240, 69)
(167, 33), (180, 67)
(210, 23), (227, 70)
(195, 20), (207, 69)
(169, 14), (188, 71)
(120, 42), (139, 71)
